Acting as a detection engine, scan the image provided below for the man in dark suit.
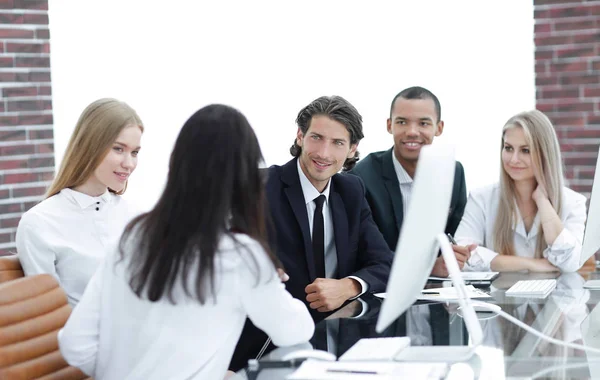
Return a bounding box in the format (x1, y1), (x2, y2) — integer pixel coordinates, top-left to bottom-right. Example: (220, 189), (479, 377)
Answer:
(349, 86), (474, 276)
(229, 95), (393, 371)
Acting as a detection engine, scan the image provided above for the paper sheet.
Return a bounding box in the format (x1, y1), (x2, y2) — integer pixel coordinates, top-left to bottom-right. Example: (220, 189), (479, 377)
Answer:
(287, 359), (448, 379)
(375, 285), (491, 301)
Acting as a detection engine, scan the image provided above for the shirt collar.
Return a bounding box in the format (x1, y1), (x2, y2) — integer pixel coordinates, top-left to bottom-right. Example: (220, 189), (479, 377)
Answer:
(297, 159), (331, 205)
(392, 153), (413, 185)
(61, 188), (112, 209)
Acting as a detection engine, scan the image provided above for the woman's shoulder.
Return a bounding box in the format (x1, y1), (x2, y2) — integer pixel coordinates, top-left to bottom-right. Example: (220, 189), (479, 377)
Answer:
(469, 182), (500, 199)
(218, 233), (275, 271)
(562, 186), (587, 205)
(18, 193), (67, 227)
(218, 233), (267, 257)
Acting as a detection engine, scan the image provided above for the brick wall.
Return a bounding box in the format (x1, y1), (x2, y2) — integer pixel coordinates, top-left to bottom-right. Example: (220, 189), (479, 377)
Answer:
(534, 0), (600, 197)
(0, 0), (54, 255)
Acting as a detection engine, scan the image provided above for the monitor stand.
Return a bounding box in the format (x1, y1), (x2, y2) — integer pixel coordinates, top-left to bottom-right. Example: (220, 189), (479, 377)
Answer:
(394, 234), (484, 363)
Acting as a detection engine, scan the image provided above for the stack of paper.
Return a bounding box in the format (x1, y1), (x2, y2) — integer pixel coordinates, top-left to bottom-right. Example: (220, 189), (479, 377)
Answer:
(287, 360), (448, 379)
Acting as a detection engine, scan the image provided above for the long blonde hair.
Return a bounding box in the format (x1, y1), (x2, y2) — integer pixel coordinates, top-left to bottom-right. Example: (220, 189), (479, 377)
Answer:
(46, 98), (144, 198)
(493, 110), (564, 258)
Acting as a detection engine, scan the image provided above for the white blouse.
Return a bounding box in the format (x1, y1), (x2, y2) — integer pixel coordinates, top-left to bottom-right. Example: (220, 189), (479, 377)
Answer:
(455, 183), (587, 272)
(58, 233), (315, 380)
(16, 188), (139, 306)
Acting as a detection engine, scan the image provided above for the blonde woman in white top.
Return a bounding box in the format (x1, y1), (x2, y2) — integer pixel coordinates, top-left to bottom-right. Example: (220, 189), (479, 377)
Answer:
(455, 110), (587, 272)
(58, 104), (314, 380)
(16, 98), (143, 305)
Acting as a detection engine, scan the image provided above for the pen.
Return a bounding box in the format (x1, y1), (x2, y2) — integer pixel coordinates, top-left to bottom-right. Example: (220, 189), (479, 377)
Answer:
(326, 369), (379, 374)
(447, 233), (457, 245)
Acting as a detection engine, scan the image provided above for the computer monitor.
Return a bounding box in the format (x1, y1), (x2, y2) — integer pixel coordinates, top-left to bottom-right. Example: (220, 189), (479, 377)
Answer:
(375, 144), (483, 362)
(376, 143), (457, 333)
(580, 145), (600, 267)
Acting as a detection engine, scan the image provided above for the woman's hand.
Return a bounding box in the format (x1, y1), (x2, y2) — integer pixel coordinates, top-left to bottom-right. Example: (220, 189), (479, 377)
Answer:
(277, 268), (290, 282)
(532, 182), (549, 204)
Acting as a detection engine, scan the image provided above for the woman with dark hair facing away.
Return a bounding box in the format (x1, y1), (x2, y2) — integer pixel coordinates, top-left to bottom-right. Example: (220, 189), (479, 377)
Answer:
(16, 98), (144, 306)
(58, 105), (315, 380)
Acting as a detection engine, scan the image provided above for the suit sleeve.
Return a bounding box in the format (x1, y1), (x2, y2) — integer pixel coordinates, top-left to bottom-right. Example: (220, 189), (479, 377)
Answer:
(445, 162), (467, 236)
(348, 177), (393, 293)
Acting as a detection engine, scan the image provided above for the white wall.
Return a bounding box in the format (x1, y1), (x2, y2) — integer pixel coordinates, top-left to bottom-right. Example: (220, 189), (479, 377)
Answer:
(48, 0), (535, 211)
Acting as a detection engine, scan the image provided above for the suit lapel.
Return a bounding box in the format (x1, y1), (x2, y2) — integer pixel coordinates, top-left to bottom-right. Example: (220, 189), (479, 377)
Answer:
(329, 183), (348, 278)
(282, 159), (317, 281)
(382, 149), (404, 233)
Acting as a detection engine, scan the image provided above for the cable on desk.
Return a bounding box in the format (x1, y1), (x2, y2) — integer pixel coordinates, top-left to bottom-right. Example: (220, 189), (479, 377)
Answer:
(471, 301), (600, 355)
(529, 362), (590, 379)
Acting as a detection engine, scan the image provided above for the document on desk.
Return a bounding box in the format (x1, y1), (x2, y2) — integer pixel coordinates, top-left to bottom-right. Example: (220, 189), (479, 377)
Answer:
(374, 285), (491, 301)
(428, 271), (499, 281)
(418, 285), (491, 301)
(287, 359), (448, 379)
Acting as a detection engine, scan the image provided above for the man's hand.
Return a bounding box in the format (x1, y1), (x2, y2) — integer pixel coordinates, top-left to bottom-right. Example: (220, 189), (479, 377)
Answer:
(305, 278), (360, 312)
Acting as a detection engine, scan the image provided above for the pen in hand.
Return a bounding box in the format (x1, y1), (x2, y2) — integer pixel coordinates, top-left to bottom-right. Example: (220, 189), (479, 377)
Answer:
(446, 233), (458, 245)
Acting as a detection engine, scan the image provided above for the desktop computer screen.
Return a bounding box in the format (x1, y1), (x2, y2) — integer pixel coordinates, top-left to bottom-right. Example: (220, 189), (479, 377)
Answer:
(580, 145), (600, 267)
(376, 144), (457, 333)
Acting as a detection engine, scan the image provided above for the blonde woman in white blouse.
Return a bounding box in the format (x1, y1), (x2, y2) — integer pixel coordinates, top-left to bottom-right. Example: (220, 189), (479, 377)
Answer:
(455, 110), (587, 272)
(58, 104), (314, 380)
(16, 98), (143, 305)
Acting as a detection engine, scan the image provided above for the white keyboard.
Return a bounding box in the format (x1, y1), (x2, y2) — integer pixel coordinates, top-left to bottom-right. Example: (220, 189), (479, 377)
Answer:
(505, 279), (557, 298)
(338, 337), (411, 361)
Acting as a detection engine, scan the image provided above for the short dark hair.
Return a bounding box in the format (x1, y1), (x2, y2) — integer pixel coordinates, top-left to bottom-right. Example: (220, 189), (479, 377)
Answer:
(389, 86), (442, 123)
(290, 95), (364, 171)
(120, 104), (279, 304)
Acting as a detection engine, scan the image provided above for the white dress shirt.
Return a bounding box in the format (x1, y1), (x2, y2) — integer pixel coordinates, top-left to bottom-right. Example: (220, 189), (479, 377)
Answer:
(455, 183), (587, 272)
(58, 233), (314, 380)
(297, 160), (367, 294)
(16, 188), (140, 306)
(391, 151), (413, 216)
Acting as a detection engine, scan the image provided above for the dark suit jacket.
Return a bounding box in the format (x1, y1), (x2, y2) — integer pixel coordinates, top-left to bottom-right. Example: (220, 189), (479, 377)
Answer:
(229, 158), (393, 371)
(349, 148), (467, 251)
(268, 158), (393, 308)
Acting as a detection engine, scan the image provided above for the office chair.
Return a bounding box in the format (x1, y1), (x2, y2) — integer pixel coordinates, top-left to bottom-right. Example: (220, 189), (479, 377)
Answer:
(0, 274), (91, 380)
(0, 254), (24, 283)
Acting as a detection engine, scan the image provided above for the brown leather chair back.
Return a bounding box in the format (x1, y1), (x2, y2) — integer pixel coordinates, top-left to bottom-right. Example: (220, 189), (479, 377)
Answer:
(0, 255), (24, 283)
(0, 274), (91, 380)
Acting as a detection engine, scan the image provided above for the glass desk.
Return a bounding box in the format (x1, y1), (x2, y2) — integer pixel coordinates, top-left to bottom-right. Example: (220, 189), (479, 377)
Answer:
(235, 271), (600, 379)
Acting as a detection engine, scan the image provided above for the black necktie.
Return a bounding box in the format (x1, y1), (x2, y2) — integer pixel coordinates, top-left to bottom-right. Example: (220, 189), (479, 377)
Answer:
(312, 195), (326, 279)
